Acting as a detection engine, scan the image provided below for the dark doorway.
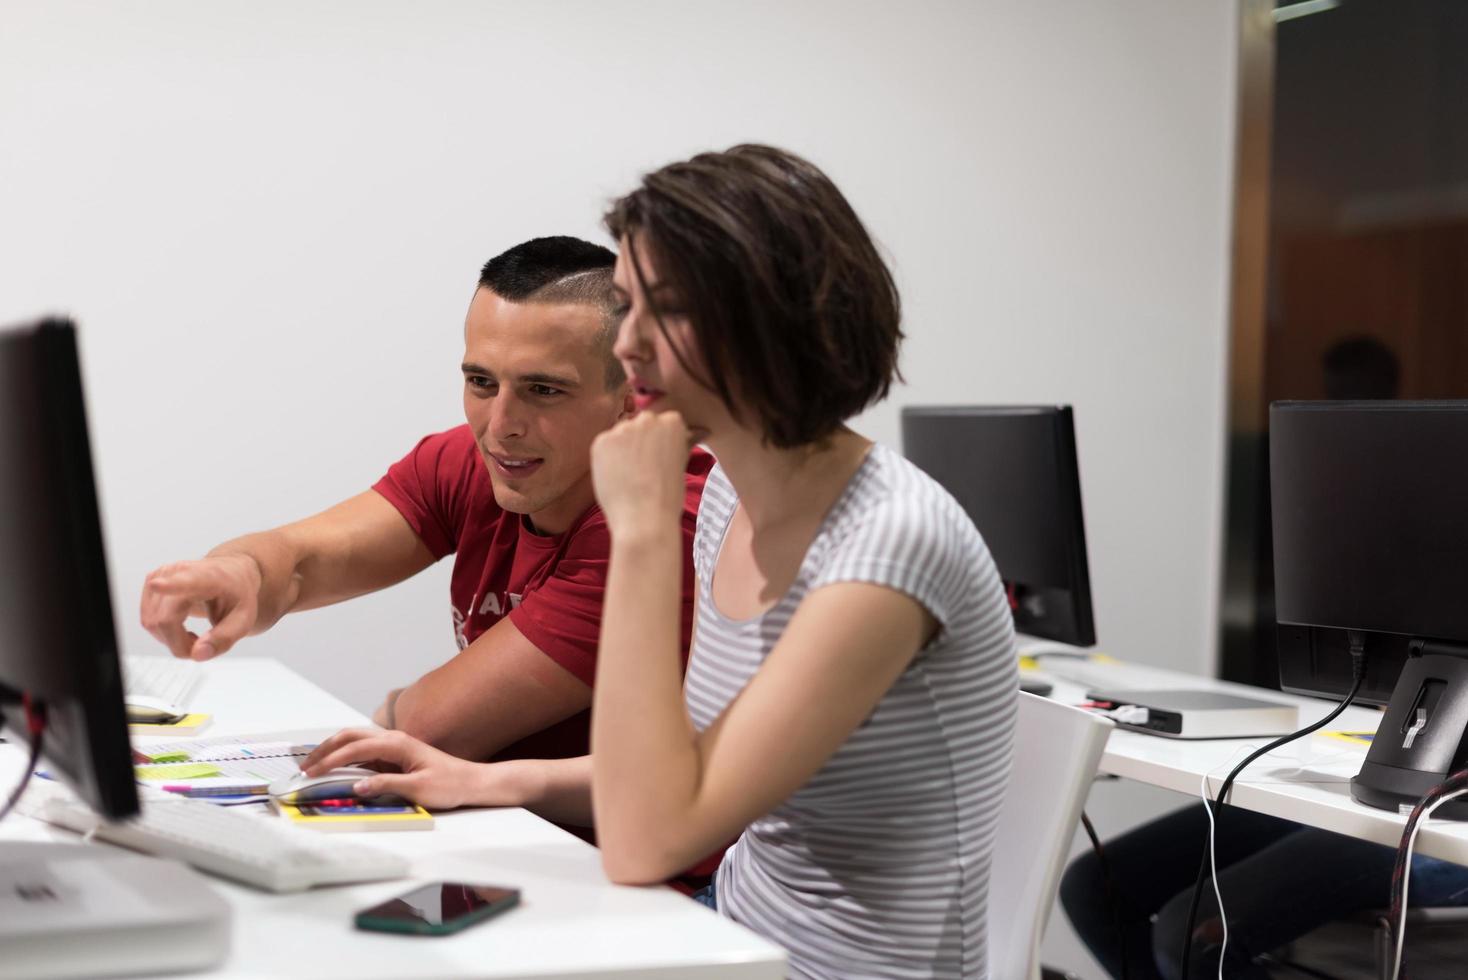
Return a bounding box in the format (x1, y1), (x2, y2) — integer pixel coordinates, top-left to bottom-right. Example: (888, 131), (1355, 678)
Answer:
(1220, 0), (1468, 687)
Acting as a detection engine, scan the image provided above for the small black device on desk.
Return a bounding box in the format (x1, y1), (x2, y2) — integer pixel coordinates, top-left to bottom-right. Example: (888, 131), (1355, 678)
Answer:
(355, 882), (521, 936)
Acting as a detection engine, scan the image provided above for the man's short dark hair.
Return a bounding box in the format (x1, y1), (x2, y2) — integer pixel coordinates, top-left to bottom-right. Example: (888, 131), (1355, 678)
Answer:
(478, 237), (624, 389)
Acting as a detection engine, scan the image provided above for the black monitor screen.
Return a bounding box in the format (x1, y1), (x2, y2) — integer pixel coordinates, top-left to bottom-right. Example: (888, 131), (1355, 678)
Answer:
(0, 318), (138, 820)
(901, 405), (1096, 646)
(1271, 400), (1468, 704)
(1272, 402), (1468, 640)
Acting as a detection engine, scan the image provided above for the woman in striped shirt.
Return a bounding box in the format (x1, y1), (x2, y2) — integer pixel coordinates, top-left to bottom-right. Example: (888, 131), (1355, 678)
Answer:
(588, 144), (1018, 979)
(304, 144), (1018, 978)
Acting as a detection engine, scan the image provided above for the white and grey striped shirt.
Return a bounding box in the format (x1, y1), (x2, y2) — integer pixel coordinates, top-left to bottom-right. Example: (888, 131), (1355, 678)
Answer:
(686, 444), (1017, 979)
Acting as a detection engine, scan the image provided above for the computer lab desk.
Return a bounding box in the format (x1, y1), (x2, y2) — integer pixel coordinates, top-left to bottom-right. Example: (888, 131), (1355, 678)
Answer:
(0, 658), (785, 979)
(1030, 655), (1468, 867)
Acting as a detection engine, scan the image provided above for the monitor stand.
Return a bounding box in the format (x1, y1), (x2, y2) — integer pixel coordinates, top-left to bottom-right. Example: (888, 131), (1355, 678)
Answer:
(1352, 640), (1468, 820)
(0, 841), (231, 978)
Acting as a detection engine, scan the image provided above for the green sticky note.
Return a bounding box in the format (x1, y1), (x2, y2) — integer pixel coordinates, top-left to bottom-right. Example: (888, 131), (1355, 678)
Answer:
(135, 762), (221, 780)
(142, 750), (190, 764)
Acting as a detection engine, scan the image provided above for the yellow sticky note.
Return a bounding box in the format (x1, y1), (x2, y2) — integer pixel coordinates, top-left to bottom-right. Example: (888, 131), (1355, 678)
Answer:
(1318, 730), (1375, 747)
(135, 762), (221, 781)
(129, 714), (212, 737)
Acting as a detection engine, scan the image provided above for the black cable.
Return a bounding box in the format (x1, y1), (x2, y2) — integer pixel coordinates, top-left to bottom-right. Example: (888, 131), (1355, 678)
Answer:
(1080, 809), (1130, 980)
(1178, 636), (1366, 979)
(0, 697), (46, 823)
(0, 732), (44, 823)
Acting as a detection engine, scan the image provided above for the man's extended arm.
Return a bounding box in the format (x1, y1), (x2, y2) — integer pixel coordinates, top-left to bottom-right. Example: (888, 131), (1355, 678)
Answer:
(389, 615), (592, 761)
(140, 490), (435, 660)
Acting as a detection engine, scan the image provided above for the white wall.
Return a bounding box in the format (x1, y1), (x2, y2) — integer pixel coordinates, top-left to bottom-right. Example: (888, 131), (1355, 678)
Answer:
(1, 2), (1238, 973)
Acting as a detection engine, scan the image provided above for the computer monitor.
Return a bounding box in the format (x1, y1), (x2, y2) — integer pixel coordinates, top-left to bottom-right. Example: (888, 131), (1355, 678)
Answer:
(1271, 400), (1468, 817)
(901, 405), (1097, 646)
(0, 318), (138, 820)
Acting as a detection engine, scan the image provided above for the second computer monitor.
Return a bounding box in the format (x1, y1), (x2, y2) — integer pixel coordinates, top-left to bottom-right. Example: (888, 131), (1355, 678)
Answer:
(1271, 400), (1468, 816)
(1272, 400), (1468, 704)
(901, 405), (1096, 647)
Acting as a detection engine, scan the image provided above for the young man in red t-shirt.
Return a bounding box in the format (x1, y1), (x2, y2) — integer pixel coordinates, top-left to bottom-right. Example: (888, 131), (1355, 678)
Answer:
(139, 237), (712, 826)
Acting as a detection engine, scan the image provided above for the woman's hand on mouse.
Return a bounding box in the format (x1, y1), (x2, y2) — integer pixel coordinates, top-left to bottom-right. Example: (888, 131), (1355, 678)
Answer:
(300, 728), (520, 811)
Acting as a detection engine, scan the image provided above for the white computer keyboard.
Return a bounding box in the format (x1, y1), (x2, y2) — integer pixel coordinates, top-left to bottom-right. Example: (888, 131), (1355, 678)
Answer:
(123, 654), (203, 709)
(22, 782), (409, 893)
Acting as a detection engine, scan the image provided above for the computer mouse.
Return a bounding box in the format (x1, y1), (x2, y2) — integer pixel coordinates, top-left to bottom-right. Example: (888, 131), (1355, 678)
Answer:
(124, 695), (186, 724)
(268, 766), (379, 804)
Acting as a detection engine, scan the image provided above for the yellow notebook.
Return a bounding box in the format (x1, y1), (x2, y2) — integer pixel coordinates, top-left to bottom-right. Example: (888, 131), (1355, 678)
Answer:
(271, 798), (435, 832)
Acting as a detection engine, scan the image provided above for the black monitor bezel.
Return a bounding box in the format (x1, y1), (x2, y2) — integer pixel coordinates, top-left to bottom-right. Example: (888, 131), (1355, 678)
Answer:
(0, 318), (138, 821)
(1270, 399), (1468, 703)
(900, 404), (1097, 647)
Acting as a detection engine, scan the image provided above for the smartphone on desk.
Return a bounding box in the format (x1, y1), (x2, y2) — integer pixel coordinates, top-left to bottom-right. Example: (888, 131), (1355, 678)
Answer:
(354, 882), (521, 936)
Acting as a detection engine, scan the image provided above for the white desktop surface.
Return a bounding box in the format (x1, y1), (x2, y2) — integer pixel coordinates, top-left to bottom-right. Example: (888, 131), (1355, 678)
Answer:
(1031, 655), (1468, 867)
(0, 657), (786, 979)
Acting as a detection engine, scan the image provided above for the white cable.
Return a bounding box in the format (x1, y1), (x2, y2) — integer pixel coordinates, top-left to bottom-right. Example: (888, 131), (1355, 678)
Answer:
(1390, 786), (1468, 980)
(1199, 769), (1228, 980)
(1199, 744), (1262, 980)
(1188, 713), (1363, 976)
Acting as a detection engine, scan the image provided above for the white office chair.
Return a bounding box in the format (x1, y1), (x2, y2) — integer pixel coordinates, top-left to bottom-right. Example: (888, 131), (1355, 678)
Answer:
(987, 691), (1114, 980)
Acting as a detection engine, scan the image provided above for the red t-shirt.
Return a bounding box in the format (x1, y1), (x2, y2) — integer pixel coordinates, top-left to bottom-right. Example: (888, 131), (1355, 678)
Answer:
(372, 424), (713, 765)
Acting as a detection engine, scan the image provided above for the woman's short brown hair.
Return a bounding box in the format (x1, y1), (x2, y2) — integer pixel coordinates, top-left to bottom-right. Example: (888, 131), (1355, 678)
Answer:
(605, 144), (903, 449)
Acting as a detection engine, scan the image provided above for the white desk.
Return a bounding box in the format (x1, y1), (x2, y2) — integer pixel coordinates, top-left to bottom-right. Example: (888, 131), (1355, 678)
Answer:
(0, 658), (785, 979)
(1029, 655), (1468, 866)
